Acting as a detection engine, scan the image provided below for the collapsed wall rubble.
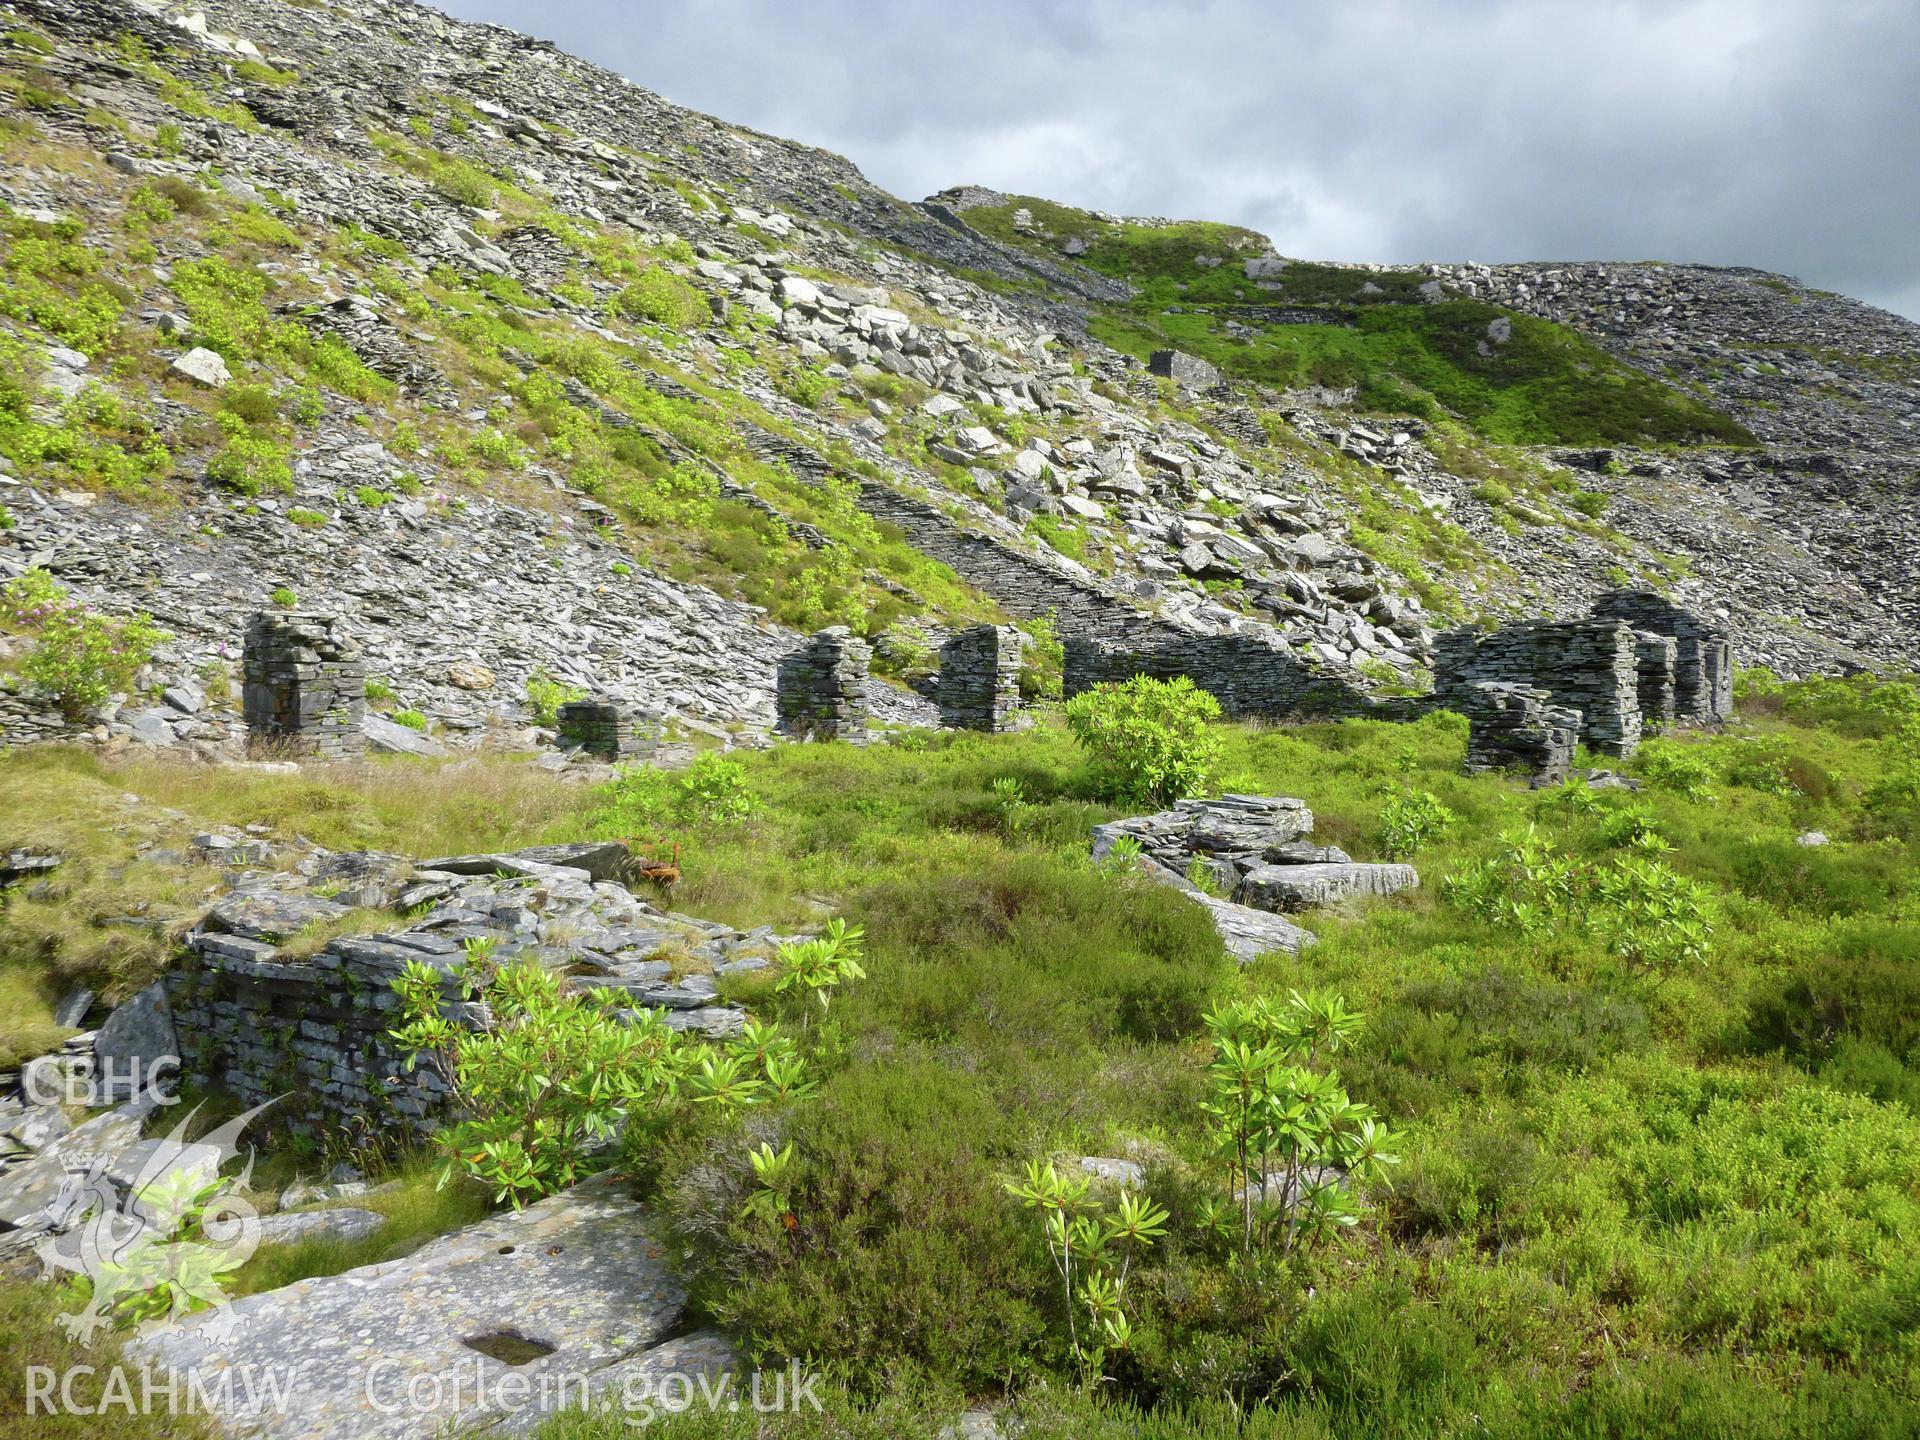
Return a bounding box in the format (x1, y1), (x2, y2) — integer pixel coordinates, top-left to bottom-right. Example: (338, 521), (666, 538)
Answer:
(1090, 794), (1418, 962)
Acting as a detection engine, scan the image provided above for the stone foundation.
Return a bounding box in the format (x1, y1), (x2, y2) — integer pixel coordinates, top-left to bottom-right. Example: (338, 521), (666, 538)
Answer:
(166, 933), (458, 1136)
(242, 612), (366, 760)
(776, 627), (871, 741)
(937, 625), (1026, 731)
(1461, 682), (1582, 783)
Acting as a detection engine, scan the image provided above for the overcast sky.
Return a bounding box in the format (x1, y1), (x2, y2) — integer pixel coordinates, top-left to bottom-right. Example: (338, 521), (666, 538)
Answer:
(434, 0), (1920, 322)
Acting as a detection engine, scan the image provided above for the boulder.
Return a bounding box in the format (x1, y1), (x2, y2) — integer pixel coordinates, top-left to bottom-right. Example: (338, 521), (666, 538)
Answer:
(0, 1097), (155, 1228)
(420, 841), (629, 882)
(361, 712), (448, 757)
(777, 275), (823, 308)
(1196, 894), (1317, 961)
(1078, 1157), (1145, 1186)
(205, 889), (350, 942)
(170, 347), (231, 388)
(256, 1207), (386, 1246)
(446, 662), (495, 691)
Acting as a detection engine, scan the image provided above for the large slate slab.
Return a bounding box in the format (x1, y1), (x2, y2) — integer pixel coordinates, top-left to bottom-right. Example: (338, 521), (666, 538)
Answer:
(92, 982), (179, 1101)
(1195, 895), (1318, 962)
(129, 1175), (717, 1439)
(0, 1096), (155, 1229)
(1239, 862), (1419, 913)
(420, 842), (629, 882)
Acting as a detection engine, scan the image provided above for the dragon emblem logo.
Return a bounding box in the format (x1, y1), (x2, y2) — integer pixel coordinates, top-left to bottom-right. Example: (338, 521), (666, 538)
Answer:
(36, 1100), (278, 1343)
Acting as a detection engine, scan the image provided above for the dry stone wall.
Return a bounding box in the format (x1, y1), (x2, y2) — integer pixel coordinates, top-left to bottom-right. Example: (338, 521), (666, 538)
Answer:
(557, 698), (659, 762)
(1461, 682), (1582, 783)
(168, 930), (456, 1136)
(1064, 633), (1383, 721)
(161, 842), (772, 1136)
(241, 612), (367, 760)
(776, 628), (873, 741)
(1590, 590), (1734, 723)
(1434, 617), (1642, 756)
(937, 625), (1026, 731)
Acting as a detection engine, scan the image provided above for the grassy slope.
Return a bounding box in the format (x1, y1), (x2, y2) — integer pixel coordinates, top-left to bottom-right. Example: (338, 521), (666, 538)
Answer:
(0, 31), (1003, 645)
(961, 195), (1754, 447)
(2, 673), (1917, 1436)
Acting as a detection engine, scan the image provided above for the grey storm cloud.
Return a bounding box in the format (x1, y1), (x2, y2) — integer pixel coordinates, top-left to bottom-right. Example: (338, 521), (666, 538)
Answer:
(433, 0), (1920, 320)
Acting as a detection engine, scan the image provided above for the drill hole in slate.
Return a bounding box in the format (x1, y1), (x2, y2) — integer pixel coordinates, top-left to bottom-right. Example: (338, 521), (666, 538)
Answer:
(464, 1332), (555, 1366)
(497, 1245), (515, 1255)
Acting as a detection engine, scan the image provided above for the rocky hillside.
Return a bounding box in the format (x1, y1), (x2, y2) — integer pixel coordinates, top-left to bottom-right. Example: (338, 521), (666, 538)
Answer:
(2, 0), (1915, 751)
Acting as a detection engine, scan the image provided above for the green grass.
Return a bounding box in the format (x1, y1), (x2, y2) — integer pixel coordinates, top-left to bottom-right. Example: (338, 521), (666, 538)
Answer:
(1091, 301), (1755, 447)
(227, 1162), (491, 1297)
(957, 193), (1752, 447)
(3, 678), (1918, 1435)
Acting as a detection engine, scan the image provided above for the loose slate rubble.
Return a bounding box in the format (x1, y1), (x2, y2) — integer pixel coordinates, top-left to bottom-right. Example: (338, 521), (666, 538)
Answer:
(1092, 795), (1419, 960)
(128, 1174), (736, 1440)
(0, 0), (1910, 786)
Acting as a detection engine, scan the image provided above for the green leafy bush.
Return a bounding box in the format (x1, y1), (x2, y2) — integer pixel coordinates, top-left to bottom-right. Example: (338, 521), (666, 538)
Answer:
(773, 919), (866, 1032)
(1004, 1161), (1168, 1365)
(1445, 823), (1715, 978)
(614, 268), (708, 329)
(1636, 737), (1720, 799)
(0, 568), (167, 717)
(390, 954), (692, 1205)
(1376, 790), (1457, 858)
(1065, 675), (1223, 805)
(524, 666), (585, 727)
(389, 708), (427, 731)
(676, 751), (758, 824)
(1202, 991), (1399, 1256)
(1018, 612), (1065, 700)
(269, 587), (297, 608)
